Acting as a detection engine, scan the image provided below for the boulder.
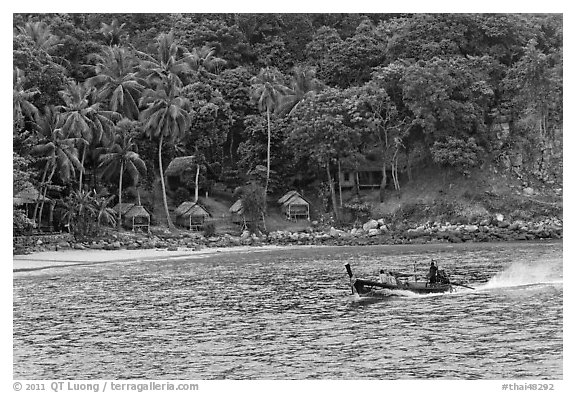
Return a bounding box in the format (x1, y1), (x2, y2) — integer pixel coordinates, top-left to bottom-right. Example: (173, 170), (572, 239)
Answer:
(57, 241), (71, 249)
(523, 187), (535, 196)
(363, 219), (379, 231)
(463, 225), (479, 233)
(240, 230), (251, 240)
(329, 227), (346, 238)
(495, 214), (504, 222)
(367, 228), (380, 237)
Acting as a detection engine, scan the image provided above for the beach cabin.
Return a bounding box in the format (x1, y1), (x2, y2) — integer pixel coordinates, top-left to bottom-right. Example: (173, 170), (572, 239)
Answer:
(113, 203), (150, 231)
(14, 187), (55, 231)
(277, 191), (310, 221)
(175, 201), (210, 230)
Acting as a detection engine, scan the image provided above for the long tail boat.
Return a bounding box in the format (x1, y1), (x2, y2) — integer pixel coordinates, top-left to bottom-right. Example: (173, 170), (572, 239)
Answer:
(345, 263), (472, 297)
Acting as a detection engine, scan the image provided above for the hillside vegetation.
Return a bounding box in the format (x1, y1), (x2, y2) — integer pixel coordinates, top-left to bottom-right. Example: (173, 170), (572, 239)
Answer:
(13, 13), (562, 239)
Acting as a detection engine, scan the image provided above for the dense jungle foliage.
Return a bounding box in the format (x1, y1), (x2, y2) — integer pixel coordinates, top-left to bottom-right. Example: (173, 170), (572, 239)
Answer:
(13, 13), (562, 234)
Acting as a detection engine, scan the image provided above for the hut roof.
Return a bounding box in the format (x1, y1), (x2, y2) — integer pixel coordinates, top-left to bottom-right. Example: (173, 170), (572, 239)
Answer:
(13, 187), (50, 205)
(278, 190), (300, 205)
(165, 155), (197, 176)
(12, 187), (50, 206)
(229, 199), (244, 214)
(282, 195), (309, 207)
(175, 201), (196, 216)
(175, 201), (210, 217)
(113, 203), (135, 215)
(124, 205), (150, 219)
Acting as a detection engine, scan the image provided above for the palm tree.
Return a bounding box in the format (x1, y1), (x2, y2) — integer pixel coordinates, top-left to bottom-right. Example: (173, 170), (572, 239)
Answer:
(250, 67), (288, 196)
(188, 45), (227, 75)
(13, 68), (39, 128)
(87, 46), (145, 120)
(99, 119), (147, 228)
(17, 21), (61, 54)
(99, 19), (126, 47)
(57, 81), (120, 191)
(135, 32), (194, 88)
(32, 106), (83, 226)
(277, 66), (324, 117)
(140, 84), (191, 229)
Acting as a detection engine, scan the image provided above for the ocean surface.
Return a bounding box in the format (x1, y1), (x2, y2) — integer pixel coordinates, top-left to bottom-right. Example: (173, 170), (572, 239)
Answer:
(13, 241), (563, 379)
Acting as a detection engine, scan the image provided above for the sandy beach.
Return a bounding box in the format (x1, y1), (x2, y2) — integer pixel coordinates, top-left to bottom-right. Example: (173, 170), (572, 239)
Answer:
(12, 245), (310, 273)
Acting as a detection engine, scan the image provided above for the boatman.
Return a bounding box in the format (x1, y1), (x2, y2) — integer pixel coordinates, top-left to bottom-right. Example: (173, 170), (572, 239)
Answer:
(427, 261), (438, 284)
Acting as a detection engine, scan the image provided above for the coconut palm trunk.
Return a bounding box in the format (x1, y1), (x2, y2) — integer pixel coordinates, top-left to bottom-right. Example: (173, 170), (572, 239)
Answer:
(158, 135), (175, 229)
(326, 163), (339, 221)
(38, 164), (56, 229)
(194, 164), (200, 202)
(32, 162), (49, 225)
(79, 146), (86, 192)
(265, 107), (271, 196)
(117, 161), (124, 229)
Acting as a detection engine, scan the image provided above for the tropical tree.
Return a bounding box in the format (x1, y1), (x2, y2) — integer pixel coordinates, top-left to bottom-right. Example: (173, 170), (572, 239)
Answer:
(277, 65), (324, 116)
(31, 106), (83, 226)
(140, 83), (191, 229)
(13, 68), (39, 128)
(188, 45), (227, 75)
(87, 46), (145, 120)
(16, 21), (61, 55)
(61, 190), (99, 239)
(99, 19), (127, 47)
(99, 119), (147, 228)
(287, 87), (367, 220)
(250, 67), (288, 196)
(135, 32), (194, 88)
(57, 80), (120, 191)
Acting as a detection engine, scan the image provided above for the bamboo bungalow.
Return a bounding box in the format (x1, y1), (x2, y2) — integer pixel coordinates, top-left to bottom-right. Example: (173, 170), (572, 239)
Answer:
(175, 201), (210, 230)
(113, 203), (150, 231)
(123, 205), (150, 232)
(229, 199), (266, 230)
(277, 191), (310, 221)
(14, 187), (54, 231)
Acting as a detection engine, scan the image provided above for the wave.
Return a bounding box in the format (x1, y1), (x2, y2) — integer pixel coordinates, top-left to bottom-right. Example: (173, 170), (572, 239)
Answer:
(478, 259), (562, 290)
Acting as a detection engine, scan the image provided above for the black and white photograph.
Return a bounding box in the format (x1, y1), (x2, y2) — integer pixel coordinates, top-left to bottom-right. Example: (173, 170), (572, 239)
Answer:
(10, 6), (565, 390)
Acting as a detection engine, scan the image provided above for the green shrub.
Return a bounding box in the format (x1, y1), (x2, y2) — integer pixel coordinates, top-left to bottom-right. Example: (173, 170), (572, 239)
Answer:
(203, 222), (216, 237)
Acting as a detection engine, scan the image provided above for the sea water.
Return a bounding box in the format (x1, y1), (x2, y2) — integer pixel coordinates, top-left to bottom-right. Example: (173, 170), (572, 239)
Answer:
(13, 241), (562, 379)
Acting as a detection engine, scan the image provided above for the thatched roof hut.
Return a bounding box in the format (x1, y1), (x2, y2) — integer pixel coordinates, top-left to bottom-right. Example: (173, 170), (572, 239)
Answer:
(113, 203), (150, 231)
(13, 188), (50, 206)
(278, 191), (310, 220)
(113, 203), (135, 216)
(175, 201), (210, 230)
(123, 205), (151, 231)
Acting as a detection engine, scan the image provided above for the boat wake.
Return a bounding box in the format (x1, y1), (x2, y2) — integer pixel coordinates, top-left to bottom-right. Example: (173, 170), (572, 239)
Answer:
(477, 260), (562, 291)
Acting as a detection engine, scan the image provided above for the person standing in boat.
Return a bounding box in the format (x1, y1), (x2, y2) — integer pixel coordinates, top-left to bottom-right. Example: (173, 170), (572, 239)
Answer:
(427, 261), (438, 284)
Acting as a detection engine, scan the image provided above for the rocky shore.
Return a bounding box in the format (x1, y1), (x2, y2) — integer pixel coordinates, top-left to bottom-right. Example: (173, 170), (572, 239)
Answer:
(14, 215), (562, 255)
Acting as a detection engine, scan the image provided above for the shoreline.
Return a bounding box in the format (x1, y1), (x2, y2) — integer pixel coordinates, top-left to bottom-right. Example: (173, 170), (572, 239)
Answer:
(12, 244), (317, 273)
(13, 239), (562, 274)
